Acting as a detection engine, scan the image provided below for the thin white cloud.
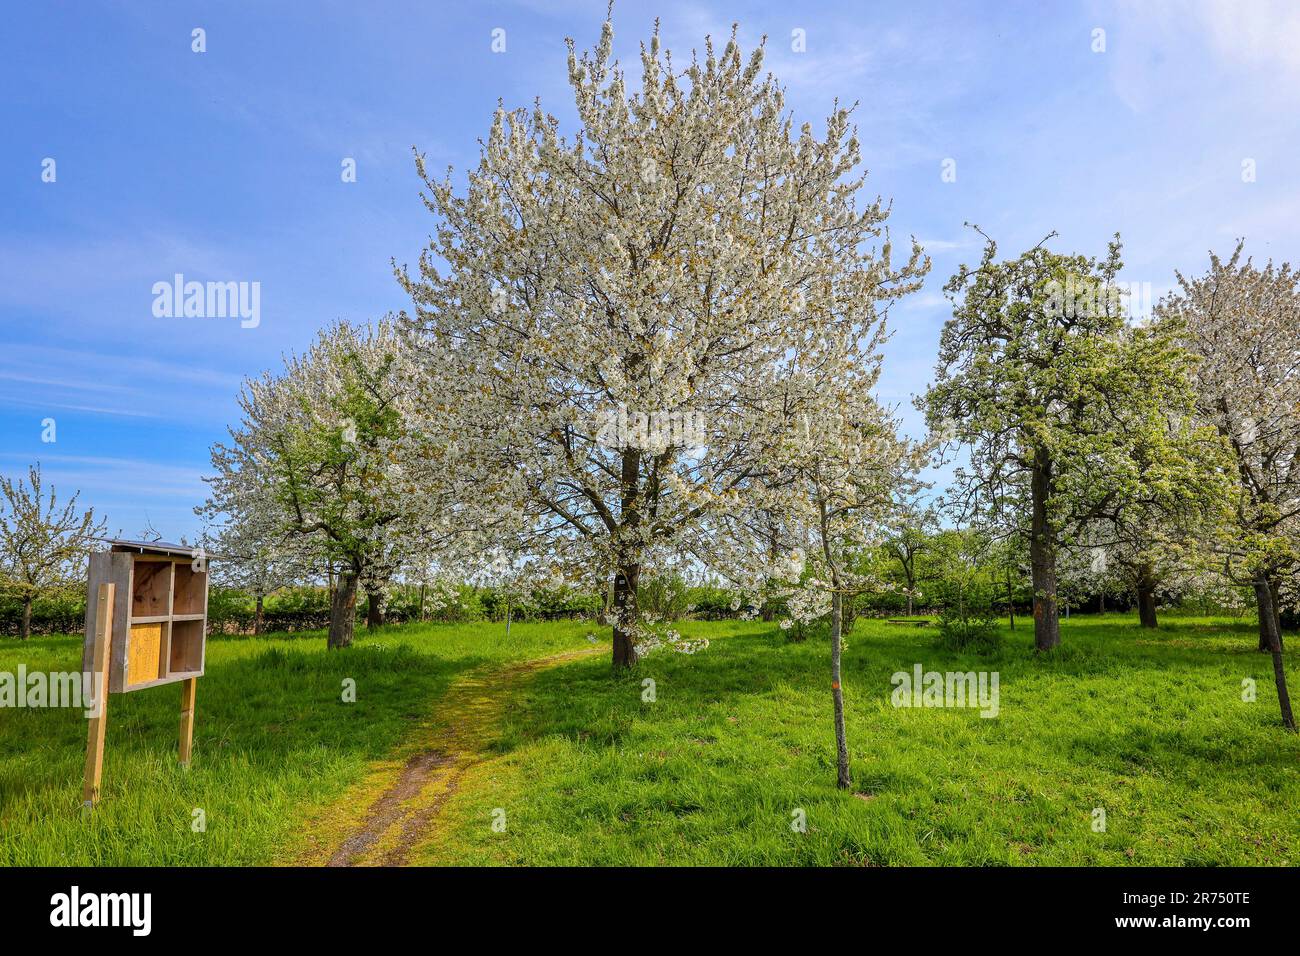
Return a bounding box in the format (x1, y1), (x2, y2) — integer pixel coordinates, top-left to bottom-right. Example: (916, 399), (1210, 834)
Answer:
(0, 233), (244, 313)
(0, 347), (242, 428)
(916, 237), (979, 253)
(0, 396), (163, 419)
(1109, 0), (1300, 112)
(0, 453), (208, 501)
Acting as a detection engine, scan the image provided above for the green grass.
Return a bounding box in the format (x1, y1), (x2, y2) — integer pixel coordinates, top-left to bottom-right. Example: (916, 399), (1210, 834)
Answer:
(2, 613), (1296, 866)
(413, 614), (1300, 866)
(0, 620), (594, 865)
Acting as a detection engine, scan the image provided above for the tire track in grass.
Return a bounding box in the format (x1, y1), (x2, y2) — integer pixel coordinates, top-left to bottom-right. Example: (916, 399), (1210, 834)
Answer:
(291, 646), (601, 867)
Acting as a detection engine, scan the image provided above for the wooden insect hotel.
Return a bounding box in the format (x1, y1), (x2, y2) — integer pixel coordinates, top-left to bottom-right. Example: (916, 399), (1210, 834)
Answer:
(81, 539), (210, 806)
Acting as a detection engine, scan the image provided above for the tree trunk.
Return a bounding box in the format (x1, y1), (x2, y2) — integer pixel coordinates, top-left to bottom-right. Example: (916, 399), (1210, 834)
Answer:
(329, 572), (358, 649)
(1254, 572), (1296, 731)
(611, 563), (640, 669)
(612, 445), (643, 670)
(1029, 450), (1061, 650)
(830, 590), (850, 789)
(254, 593), (265, 636)
(505, 601), (512, 639)
(1136, 565), (1158, 629)
(419, 582), (427, 621)
(1272, 578), (1284, 651)
(906, 592), (914, 617)
(366, 590), (384, 630)
(1006, 566), (1015, 630)
(1259, 575), (1283, 652)
(19, 594), (32, 641)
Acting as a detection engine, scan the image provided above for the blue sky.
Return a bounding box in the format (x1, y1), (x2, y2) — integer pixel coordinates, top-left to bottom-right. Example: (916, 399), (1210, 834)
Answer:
(2, 0), (1298, 539)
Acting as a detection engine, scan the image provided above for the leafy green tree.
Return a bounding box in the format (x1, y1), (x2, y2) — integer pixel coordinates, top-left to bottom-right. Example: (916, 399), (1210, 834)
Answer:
(923, 232), (1207, 650)
(881, 496), (938, 616)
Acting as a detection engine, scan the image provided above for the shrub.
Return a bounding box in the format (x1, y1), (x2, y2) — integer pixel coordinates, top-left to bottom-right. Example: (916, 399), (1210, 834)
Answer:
(934, 608), (1002, 652)
(687, 585), (746, 619)
(932, 579), (1002, 652)
(0, 585), (85, 637)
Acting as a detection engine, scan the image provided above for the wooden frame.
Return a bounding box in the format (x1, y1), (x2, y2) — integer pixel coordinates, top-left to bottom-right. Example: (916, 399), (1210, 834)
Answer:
(81, 540), (210, 804)
(82, 542), (209, 694)
(82, 583), (114, 807)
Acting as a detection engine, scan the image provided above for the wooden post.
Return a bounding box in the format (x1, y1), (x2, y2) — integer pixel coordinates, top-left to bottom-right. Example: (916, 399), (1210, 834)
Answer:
(82, 583), (115, 808)
(178, 677), (197, 767)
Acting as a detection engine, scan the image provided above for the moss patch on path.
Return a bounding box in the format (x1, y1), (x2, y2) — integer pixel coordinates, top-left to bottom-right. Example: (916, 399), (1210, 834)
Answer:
(288, 647), (603, 866)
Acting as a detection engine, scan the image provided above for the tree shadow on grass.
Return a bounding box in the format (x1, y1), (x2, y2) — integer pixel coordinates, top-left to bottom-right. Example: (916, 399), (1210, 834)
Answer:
(497, 618), (1297, 769)
(1066, 723), (1300, 776)
(0, 639), (486, 813)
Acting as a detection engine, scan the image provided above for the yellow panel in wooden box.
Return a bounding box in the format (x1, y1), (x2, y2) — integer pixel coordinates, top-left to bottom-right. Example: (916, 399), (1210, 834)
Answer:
(128, 622), (163, 685)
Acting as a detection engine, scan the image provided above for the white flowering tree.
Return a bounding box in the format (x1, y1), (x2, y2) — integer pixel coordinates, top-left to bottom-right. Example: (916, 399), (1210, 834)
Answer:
(398, 14), (925, 668)
(1083, 336), (1233, 628)
(201, 320), (452, 649)
(1054, 538), (1121, 617)
(767, 421), (922, 788)
(0, 464), (106, 640)
(1159, 244), (1299, 730)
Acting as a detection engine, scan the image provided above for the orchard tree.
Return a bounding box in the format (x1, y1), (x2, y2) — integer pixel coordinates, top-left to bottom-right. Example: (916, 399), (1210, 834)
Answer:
(926, 526), (1001, 623)
(881, 495), (938, 616)
(1159, 243), (1299, 730)
(702, 311), (925, 789)
(469, 548), (538, 638)
(200, 515), (301, 636)
(1054, 539), (1121, 618)
(923, 232), (1206, 651)
(0, 464), (106, 640)
(201, 320), (450, 649)
(399, 14), (925, 668)
(760, 401), (923, 790)
(1094, 515), (1226, 630)
(1085, 341), (1233, 628)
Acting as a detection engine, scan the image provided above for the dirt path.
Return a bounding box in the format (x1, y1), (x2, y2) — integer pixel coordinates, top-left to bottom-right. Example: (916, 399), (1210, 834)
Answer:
(291, 647), (599, 867)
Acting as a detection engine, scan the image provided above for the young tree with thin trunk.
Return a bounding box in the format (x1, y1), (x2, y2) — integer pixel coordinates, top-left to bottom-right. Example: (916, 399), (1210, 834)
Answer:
(706, 306), (924, 789)
(1159, 243), (1300, 730)
(923, 232), (1204, 651)
(0, 464), (105, 640)
(761, 403), (922, 789)
(398, 14), (925, 668)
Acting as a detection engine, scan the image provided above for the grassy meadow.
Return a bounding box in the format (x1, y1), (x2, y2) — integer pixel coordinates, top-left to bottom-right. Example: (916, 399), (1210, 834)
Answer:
(1, 613), (1297, 866)
(0, 620), (593, 865)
